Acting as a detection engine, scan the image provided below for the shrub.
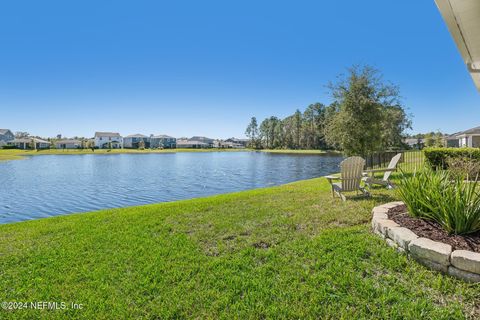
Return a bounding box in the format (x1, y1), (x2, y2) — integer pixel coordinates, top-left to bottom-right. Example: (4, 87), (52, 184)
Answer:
(1, 145), (17, 149)
(424, 147), (480, 169)
(397, 167), (480, 235)
(446, 157), (480, 180)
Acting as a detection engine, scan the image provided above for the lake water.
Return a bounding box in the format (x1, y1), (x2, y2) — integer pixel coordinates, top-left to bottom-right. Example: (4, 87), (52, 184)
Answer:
(0, 152), (343, 224)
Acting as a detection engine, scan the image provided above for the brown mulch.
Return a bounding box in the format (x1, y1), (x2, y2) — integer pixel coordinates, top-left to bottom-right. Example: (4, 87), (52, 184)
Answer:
(387, 205), (480, 253)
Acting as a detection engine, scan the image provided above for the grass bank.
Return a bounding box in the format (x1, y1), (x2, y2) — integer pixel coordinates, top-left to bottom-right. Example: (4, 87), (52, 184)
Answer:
(0, 177), (478, 319)
(0, 148), (249, 162)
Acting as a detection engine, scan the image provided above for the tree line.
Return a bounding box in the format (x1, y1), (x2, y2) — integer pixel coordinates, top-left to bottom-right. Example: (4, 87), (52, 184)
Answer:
(408, 132), (446, 148)
(245, 65), (412, 156)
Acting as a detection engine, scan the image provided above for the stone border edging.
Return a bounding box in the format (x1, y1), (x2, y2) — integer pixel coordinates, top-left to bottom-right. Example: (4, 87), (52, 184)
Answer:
(372, 202), (480, 283)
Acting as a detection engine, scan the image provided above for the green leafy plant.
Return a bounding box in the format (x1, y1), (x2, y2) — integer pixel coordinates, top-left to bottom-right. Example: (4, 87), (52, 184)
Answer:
(397, 167), (480, 235)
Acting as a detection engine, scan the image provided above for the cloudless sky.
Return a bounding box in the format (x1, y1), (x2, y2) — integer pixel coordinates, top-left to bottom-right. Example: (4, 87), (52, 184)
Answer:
(0, 0), (479, 138)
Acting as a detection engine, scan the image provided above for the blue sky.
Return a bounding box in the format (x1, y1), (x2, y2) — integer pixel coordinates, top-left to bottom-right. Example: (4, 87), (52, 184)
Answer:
(0, 0), (478, 138)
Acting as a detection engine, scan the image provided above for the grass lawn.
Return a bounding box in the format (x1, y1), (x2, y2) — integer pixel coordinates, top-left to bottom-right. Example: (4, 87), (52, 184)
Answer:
(0, 177), (479, 319)
(0, 148), (249, 162)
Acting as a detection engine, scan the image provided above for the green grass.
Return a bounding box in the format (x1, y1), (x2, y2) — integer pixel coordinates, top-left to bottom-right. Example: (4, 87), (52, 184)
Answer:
(0, 177), (479, 319)
(0, 148), (249, 162)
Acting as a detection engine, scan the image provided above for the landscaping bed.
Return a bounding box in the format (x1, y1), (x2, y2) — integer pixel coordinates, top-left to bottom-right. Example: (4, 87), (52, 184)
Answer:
(372, 202), (480, 283)
(388, 205), (480, 253)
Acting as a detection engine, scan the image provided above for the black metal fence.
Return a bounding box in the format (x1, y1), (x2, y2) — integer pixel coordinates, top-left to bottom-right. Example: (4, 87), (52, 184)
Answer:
(364, 150), (425, 172)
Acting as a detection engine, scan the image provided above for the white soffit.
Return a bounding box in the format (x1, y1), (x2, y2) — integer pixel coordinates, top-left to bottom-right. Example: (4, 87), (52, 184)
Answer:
(435, 0), (480, 90)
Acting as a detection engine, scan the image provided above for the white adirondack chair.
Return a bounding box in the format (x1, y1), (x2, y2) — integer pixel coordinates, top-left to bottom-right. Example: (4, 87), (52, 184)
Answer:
(363, 153), (402, 189)
(325, 156), (369, 201)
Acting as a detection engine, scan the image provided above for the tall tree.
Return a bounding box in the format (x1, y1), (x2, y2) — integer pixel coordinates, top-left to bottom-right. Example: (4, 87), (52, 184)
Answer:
(273, 119), (284, 149)
(293, 110), (302, 149)
(303, 103), (327, 149)
(324, 65), (411, 156)
(281, 115), (295, 149)
(259, 118), (271, 149)
(259, 116), (281, 149)
(245, 117), (260, 149)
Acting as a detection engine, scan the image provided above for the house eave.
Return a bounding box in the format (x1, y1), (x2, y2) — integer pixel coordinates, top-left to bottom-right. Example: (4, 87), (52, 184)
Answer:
(435, 0), (480, 91)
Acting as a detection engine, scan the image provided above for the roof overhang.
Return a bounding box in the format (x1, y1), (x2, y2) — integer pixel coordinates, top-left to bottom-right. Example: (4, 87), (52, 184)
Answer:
(435, 0), (480, 90)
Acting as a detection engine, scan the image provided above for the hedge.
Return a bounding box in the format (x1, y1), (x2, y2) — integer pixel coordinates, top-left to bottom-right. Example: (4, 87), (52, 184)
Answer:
(424, 147), (480, 169)
(1, 145), (18, 150)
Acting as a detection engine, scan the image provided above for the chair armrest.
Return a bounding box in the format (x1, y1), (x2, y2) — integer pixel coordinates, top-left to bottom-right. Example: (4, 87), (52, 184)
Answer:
(364, 168), (396, 173)
(324, 175), (341, 181)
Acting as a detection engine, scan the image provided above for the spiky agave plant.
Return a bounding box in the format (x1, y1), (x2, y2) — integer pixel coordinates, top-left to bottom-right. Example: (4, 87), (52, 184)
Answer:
(396, 167), (448, 219)
(433, 177), (480, 235)
(397, 167), (480, 235)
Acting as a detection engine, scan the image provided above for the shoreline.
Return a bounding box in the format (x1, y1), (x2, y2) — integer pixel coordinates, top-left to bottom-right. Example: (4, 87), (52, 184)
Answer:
(0, 175), (334, 226)
(0, 148), (250, 162)
(0, 148), (339, 162)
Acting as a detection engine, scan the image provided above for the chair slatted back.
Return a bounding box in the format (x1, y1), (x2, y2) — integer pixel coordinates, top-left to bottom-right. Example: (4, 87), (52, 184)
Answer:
(340, 156), (365, 191)
(383, 153), (402, 181)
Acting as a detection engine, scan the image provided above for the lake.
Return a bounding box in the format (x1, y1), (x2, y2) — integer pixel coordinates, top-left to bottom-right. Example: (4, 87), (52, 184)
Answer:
(0, 152), (343, 224)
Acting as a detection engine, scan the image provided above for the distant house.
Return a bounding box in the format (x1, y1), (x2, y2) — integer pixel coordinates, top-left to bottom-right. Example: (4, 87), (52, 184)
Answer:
(11, 137), (50, 150)
(448, 126), (480, 148)
(55, 139), (82, 149)
(123, 134), (150, 149)
(94, 132), (123, 149)
(404, 138), (424, 150)
(176, 139), (208, 149)
(213, 140), (245, 149)
(150, 135), (176, 149)
(225, 137), (249, 147)
(0, 129), (14, 147)
(445, 134), (460, 148)
(189, 136), (214, 147)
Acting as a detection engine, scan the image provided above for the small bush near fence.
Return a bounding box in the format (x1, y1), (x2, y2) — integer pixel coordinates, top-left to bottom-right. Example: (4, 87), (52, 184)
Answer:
(424, 147), (480, 170)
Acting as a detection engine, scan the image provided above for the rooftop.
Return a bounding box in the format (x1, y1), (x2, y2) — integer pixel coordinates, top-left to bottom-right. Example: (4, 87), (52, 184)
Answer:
(125, 134), (148, 138)
(177, 140), (208, 145)
(95, 132), (121, 138)
(450, 125), (480, 137)
(13, 137), (50, 144)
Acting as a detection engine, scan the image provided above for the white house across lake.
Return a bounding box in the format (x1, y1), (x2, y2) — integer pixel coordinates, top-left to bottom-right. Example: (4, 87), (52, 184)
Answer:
(123, 134), (150, 149)
(150, 135), (176, 149)
(55, 139), (82, 149)
(94, 132), (123, 149)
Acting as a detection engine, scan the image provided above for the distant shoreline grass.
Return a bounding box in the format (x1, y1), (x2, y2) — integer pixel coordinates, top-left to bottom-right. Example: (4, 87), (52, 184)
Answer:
(0, 148), (339, 162)
(0, 177), (477, 318)
(0, 148), (250, 162)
